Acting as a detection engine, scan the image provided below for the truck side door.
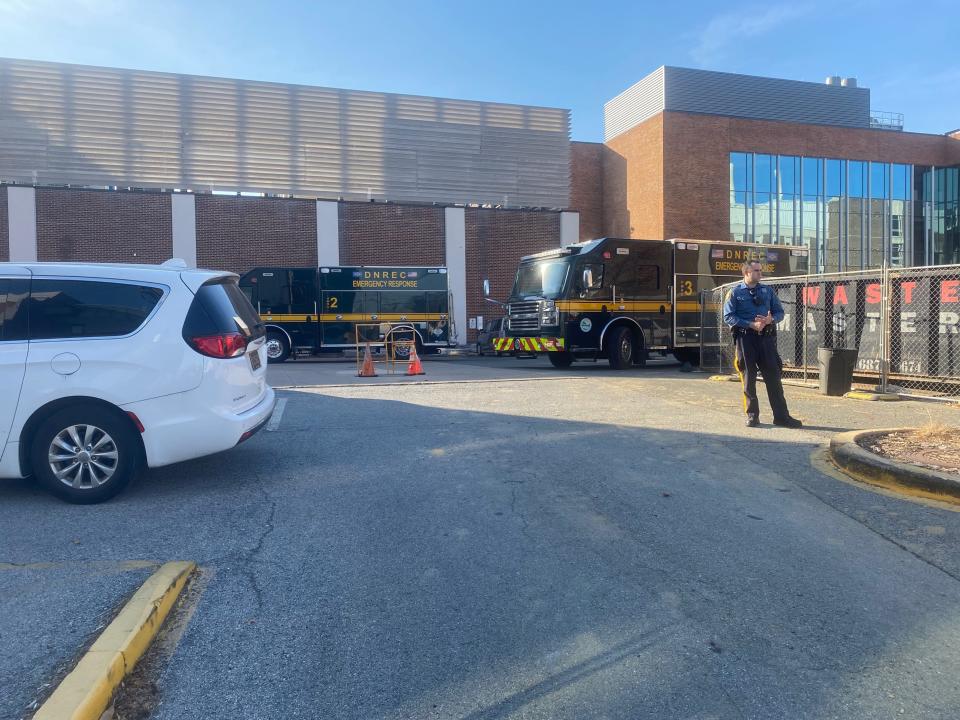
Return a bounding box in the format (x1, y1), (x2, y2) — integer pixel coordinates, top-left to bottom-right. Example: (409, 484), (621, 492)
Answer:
(425, 291), (449, 344)
(321, 290), (379, 346)
(288, 268), (320, 349)
(608, 243), (672, 347)
(256, 270), (291, 315)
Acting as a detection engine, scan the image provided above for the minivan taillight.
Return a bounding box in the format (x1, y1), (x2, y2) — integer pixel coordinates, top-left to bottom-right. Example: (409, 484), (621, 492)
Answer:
(188, 332), (248, 358)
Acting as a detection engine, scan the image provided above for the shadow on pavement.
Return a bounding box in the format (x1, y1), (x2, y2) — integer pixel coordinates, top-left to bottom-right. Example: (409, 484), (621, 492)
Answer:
(2, 388), (959, 719)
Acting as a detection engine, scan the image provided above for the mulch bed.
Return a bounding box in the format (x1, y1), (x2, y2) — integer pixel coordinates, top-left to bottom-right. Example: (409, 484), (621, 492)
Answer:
(859, 429), (960, 476)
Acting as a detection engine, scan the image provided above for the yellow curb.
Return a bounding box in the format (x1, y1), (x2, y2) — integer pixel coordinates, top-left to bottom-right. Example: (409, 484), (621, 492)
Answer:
(33, 561), (196, 720)
(808, 447), (960, 512)
(708, 375), (738, 382)
(844, 390), (901, 401)
(829, 430), (960, 507)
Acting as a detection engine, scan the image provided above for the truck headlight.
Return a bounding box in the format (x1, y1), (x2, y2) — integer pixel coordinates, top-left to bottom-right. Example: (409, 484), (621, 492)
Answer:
(540, 300), (558, 326)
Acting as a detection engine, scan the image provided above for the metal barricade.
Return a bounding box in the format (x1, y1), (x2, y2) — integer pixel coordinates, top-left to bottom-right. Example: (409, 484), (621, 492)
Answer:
(354, 322), (420, 375)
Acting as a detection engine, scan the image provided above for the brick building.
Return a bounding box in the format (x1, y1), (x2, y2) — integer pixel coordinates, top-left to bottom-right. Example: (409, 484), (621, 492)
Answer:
(2, 60), (959, 345)
(572, 67), (960, 272)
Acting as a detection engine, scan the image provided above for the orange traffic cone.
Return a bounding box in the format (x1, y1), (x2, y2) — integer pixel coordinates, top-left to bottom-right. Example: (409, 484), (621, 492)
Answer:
(406, 345), (425, 376)
(358, 343), (377, 377)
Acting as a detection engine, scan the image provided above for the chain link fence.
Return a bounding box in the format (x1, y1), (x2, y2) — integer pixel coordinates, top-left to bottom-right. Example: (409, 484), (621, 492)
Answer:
(700, 264), (960, 400)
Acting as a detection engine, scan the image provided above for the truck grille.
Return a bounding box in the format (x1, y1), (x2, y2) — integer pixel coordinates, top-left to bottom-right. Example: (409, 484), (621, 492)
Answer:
(508, 301), (540, 332)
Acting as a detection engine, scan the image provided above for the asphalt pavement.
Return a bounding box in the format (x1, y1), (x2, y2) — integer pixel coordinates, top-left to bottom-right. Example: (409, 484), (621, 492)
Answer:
(0, 561), (156, 720)
(2, 357), (960, 719)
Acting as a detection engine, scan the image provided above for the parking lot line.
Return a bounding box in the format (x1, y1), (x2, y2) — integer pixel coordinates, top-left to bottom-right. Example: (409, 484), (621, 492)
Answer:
(32, 561), (195, 720)
(266, 398), (288, 431)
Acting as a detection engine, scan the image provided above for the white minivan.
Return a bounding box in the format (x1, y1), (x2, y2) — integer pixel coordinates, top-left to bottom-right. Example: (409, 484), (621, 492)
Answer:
(0, 261), (276, 503)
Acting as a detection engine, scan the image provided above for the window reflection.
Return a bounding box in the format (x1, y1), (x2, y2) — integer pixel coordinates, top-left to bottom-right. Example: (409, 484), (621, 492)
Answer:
(729, 152), (752, 243)
(778, 156), (799, 245)
(729, 153), (920, 269)
(921, 166), (960, 266)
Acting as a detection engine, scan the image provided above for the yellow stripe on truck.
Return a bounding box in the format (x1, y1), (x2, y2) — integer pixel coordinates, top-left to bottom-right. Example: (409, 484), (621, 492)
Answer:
(555, 301), (671, 312)
(261, 313), (446, 322)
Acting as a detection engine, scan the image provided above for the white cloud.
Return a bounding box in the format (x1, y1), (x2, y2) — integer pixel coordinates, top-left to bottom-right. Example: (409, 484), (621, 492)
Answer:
(690, 5), (813, 66)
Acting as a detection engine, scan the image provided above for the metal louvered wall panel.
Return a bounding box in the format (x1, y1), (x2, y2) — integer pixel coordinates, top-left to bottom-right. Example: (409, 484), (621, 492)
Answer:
(663, 67), (870, 128)
(604, 66), (871, 141)
(603, 67), (665, 142)
(0, 58), (571, 208)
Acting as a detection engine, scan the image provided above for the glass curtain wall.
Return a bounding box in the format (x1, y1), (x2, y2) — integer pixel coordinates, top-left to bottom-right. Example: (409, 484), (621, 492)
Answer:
(729, 153), (913, 270)
(729, 153), (752, 243)
(919, 166), (960, 266)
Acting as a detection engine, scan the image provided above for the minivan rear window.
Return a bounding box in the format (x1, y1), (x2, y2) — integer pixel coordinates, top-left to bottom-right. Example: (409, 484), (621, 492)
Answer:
(28, 279), (164, 340)
(182, 278), (265, 340)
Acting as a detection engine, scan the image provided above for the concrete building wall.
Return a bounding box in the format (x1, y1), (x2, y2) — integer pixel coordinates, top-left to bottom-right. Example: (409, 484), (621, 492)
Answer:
(465, 208), (560, 342)
(195, 195), (317, 274)
(35, 188), (172, 263)
(338, 203), (445, 267)
(0, 188), (8, 261)
(570, 142), (604, 241)
(603, 113), (663, 240)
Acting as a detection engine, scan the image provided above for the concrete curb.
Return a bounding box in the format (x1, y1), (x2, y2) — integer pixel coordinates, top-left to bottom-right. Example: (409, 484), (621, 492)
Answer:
(829, 429), (960, 504)
(33, 561), (196, 720)
(844, 390), (901, 401)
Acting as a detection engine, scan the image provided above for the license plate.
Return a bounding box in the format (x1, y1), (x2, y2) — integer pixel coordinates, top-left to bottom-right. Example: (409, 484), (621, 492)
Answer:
(248, 349), (262, 371)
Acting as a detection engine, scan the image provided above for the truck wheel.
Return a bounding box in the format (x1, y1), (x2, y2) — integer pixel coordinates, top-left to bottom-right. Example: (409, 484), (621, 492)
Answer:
(31, 405), (142, 504)
(265, 331), (290, 364)
(394, 340), (412, 360)
(397, 335), (427, 359)
(608, 327), (634, 370)
(548, 351), (574, 369)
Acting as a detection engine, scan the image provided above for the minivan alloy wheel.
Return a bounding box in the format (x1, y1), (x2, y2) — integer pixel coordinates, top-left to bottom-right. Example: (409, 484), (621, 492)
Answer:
(48, 424), (118, 488)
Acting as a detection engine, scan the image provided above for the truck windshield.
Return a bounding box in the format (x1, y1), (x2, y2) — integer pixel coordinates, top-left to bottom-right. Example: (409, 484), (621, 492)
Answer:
(513, 261), (569, 299)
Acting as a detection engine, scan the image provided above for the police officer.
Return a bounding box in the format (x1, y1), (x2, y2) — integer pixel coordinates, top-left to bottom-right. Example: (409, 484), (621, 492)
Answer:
(723, 260), (802, 428)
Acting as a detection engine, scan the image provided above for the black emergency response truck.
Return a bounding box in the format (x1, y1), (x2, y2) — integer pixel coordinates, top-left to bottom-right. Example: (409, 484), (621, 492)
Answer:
(238, 266), (452, 363)
(489, 238), (808, 368)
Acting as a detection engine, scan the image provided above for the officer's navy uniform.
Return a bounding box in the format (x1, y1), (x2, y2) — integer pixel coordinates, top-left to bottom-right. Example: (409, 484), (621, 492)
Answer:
(723, 282), (798, 427)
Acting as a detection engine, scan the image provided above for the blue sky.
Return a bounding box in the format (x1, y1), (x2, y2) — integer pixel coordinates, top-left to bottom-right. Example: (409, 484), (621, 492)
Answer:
(1, 0), (957, 141)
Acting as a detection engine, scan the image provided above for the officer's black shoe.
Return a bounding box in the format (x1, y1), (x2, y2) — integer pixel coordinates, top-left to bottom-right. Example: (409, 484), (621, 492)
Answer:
(745, 415), (760, 427)
(773, 416), (803, 428)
